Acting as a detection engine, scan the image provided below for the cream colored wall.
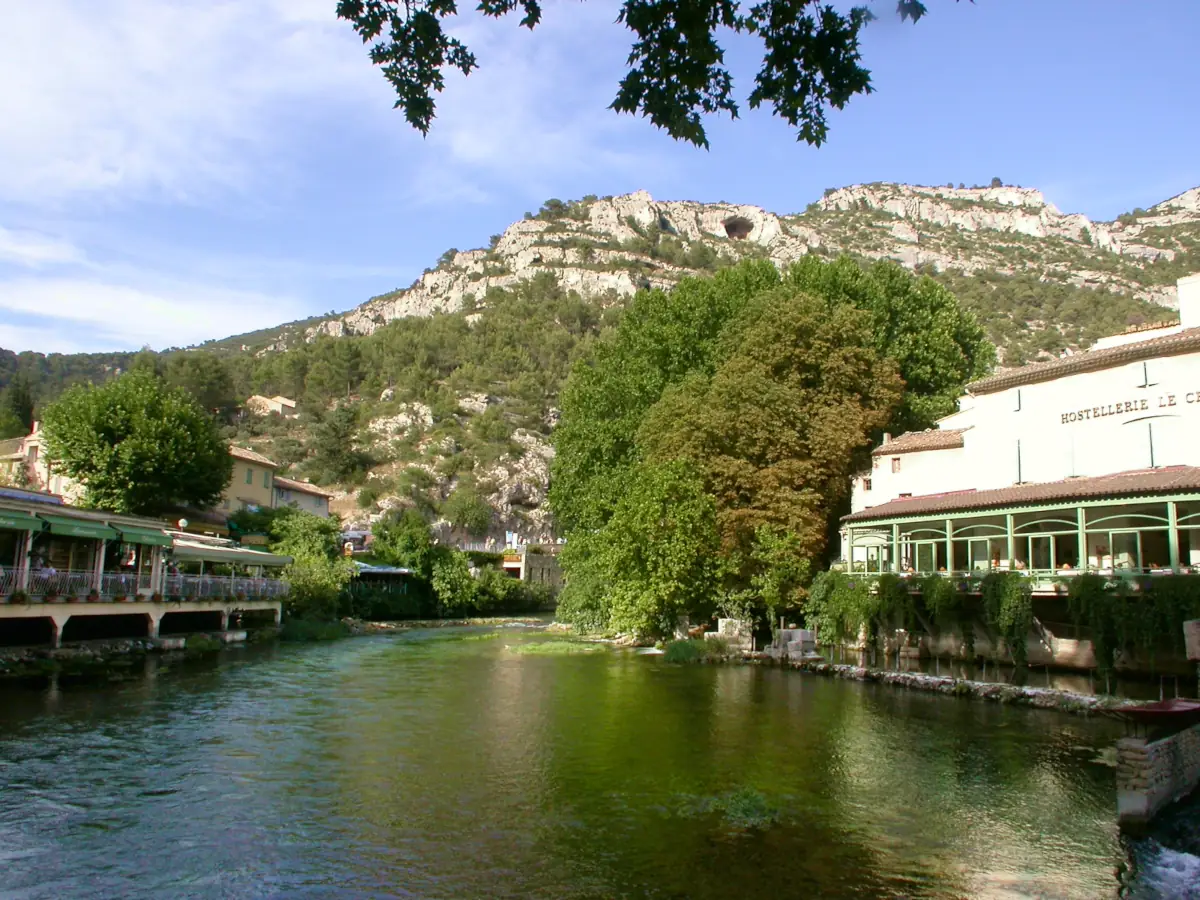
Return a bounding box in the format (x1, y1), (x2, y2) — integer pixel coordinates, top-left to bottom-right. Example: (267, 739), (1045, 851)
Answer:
(274, 488), (329, 517)
(852, 347), (1200, 513)
(224, 461), (274, 510)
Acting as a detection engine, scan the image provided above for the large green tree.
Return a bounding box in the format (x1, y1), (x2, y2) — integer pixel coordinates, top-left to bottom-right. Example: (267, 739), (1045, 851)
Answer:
(549, 257), (992, 636)
(40, 370), (233, 515)
(1, 372), (35, 436)
(164, 352), (237, 419)
(338, 1), (950, 147)
(556, 459), (722, 637)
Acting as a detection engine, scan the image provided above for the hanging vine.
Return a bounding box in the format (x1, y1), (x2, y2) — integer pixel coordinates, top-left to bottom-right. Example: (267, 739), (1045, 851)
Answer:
(1066, 573), (1200, 678)
(918, 574), (975, 658)
(980, 572), (1032, 667)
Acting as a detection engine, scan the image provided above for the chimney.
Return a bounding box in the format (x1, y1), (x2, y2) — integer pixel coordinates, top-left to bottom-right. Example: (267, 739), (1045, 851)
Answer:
(1179, 273), (1200, 330)
(883, 432), (892, 444)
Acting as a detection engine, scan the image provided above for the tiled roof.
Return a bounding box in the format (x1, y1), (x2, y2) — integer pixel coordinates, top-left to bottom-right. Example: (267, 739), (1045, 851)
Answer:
(230, 445), (278, 468)
(274, 476), (335, 498)
(0, 437), (24, 457)
(966, 327), (1200, 395)
(844, 466), (1200, 523)
(872, 429), (966, 456)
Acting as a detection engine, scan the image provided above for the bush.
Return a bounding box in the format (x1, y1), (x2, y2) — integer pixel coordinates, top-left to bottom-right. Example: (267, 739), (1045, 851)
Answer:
(663, 637), (731, 663)
(280, 618), (350, 641)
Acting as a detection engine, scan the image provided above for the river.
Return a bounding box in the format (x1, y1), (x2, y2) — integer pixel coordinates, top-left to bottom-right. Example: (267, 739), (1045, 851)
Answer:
(1, 626), (1197, 899)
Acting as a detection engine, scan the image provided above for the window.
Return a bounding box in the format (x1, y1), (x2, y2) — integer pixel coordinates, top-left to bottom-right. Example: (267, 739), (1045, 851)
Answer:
(862, 477), (872, 492)
(891, 457), (901, 474)
(245, 467), (253, 485)
(263, 470), (270, 489)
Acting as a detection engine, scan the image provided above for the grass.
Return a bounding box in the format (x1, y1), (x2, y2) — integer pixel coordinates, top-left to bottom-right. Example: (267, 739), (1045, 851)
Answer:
(505, 639), (607, 656)
(662, 637), (733, 663)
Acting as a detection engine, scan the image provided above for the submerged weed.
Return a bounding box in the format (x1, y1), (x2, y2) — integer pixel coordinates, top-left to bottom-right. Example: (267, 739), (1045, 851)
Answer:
(505, 640), (607, 656)
(674, 787), (782, 833)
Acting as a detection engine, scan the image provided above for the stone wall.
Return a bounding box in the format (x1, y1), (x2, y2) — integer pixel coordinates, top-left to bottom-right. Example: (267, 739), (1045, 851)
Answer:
(1116, 723), (1200, 828)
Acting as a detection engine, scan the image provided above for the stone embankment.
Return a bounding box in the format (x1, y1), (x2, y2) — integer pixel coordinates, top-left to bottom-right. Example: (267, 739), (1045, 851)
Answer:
(1117, 724), (1200, 827)
(775, 656), (1134, 714)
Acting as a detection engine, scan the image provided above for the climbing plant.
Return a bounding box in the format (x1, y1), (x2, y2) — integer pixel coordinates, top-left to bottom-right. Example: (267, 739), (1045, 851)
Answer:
(804, 571), (916, 652)
(1066, 573), (1200, 678)
(980, 572), (1032, 667)
(918, 573), (975, 658)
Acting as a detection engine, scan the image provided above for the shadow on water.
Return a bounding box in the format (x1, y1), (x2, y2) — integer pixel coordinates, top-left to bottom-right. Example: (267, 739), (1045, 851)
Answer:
(0, 628), (1180, 899)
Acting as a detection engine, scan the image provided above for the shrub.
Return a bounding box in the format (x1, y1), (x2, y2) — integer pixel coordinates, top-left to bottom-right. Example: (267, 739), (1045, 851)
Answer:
(280, 618), (350, 641)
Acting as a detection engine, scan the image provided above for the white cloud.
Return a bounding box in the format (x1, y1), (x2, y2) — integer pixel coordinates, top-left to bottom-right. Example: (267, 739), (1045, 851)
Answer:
(0, 275), (301, 352)
(402, 1), (661, 203)
(0, 0), (383, 207)
(0, 228), (84, 267)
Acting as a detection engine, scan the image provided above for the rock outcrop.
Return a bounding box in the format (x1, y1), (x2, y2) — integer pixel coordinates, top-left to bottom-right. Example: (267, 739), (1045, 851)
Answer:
(293, 183), (1199, 347)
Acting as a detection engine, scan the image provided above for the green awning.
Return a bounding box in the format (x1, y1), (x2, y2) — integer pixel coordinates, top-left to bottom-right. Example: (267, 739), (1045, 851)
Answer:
(36, 514), (119, 541)
(113, 524), (173, 547)
(0, 510), (42, 532)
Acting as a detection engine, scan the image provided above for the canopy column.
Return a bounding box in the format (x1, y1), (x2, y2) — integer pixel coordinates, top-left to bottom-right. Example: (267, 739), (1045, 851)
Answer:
(92, 540), (105, 593)
(1168, 501), (1181, 572)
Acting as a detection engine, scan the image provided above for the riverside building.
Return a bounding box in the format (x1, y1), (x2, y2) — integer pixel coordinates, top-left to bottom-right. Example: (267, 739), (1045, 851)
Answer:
(842, 273), (1200, 587)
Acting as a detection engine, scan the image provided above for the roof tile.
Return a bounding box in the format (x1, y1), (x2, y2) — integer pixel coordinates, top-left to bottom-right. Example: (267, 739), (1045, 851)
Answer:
(872, 429), (966, 456)
(845, 466), (1200, 523)
(966, 327), (1200, 396)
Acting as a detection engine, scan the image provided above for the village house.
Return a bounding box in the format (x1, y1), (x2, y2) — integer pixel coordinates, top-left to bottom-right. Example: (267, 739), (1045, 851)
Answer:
(244, 395), (299, 418)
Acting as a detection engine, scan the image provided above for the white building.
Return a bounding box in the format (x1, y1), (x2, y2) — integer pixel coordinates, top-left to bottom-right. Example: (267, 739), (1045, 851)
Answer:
(843, 273), (1200, 578)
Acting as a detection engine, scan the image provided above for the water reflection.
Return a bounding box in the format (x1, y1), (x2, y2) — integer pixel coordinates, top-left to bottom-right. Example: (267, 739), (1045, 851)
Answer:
(0, 632), (1178, 898)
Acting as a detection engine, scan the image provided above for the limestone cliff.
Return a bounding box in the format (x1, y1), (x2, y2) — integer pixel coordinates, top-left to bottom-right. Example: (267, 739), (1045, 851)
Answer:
(296, 183), (1199, 346)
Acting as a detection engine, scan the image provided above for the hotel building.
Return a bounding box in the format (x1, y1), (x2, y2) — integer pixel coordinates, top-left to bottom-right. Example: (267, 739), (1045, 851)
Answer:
(843, 273), (1200, 586)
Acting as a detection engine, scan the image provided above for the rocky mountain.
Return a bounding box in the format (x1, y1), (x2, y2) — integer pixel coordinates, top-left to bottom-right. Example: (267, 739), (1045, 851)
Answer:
(8, 182), (1198, 545)
(297, 183), (1198, 360)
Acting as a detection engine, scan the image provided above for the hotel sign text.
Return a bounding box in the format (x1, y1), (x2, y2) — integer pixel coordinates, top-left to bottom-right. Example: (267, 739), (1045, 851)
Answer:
(1060, 391), (1200, 425)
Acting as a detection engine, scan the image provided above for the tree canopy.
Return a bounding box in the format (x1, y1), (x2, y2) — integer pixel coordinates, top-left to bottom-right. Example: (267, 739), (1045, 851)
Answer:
(337, 0), (949, 147)
(550, 257), (992, 637)
(40, 370), (233, 516)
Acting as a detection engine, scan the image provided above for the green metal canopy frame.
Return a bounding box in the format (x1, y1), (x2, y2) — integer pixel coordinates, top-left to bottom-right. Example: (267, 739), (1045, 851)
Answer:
(35, 514), (119, 541)
(112, 524), (173, 547)
(0, 510), (42, 532)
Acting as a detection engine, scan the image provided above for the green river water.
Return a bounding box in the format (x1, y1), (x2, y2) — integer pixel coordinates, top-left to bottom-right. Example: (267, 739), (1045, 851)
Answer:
(1, 625), (1197, 899)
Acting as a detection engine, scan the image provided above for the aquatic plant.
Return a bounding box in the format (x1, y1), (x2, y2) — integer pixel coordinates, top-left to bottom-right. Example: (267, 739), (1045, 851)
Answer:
(662, 637), (732, 663)
(505, 640), (606, 656)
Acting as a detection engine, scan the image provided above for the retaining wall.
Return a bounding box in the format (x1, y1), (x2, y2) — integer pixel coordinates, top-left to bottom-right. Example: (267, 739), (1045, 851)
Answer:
(1116, 723), (1200, 828)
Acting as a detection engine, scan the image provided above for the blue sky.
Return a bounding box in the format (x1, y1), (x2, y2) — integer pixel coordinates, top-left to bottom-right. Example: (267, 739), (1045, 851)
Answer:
(1, 0), (1197, 354)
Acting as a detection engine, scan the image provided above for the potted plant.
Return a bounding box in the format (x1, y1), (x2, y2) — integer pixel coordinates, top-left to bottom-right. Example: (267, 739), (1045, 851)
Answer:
(151, 592), (163, 603)
(45, 592), (61, 604)
(10, 590), (28, 605)
(113, 594), (127, 603)
(65, 595), (80, 604)
(88, 589), (100, 603)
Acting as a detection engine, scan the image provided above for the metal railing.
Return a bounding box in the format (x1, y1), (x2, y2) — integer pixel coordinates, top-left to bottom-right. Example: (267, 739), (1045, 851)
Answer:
(164, 574), (287, 599)
(28, 569), (94, 598)
(845, 563), (1198, 579)
(1, 570), (287, 601)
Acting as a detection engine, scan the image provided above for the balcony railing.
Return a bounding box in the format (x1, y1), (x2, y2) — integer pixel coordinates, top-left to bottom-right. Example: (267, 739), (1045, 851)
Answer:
(28, 570), (94, 598)
(1, 570), (287, 602)
(164, 574), (288, 599)
(843, 563), (1198, 583)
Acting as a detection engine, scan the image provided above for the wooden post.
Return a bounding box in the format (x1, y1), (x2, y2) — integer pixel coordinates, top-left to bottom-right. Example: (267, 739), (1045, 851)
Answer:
(891, 523), (900, 573)
(1006, 514), (1015, 568)
(944, 518), (954, 574)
